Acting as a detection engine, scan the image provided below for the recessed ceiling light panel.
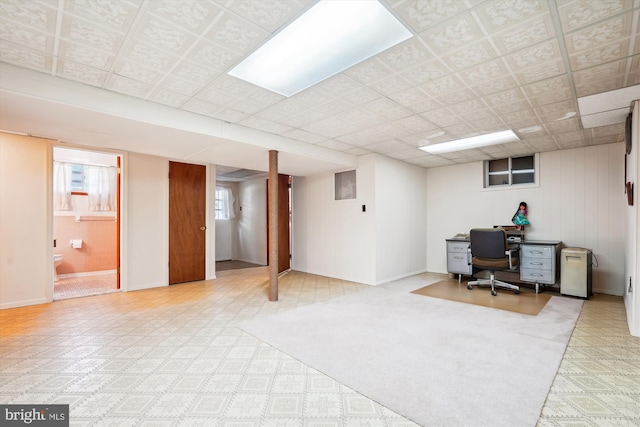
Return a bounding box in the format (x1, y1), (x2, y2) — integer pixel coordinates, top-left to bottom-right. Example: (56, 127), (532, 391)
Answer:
(419, 130), (520, 154)
(228, 0), (413, 97)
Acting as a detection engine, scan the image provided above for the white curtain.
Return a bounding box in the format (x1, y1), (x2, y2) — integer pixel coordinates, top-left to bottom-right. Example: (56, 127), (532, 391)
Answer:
(215, 186), (235, 220)
(88, 165), (116, 211)
(53, 161), (72, 211)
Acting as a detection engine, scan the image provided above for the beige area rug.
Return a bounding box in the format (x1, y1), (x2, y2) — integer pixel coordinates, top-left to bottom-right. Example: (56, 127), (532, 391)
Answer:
(412, 279), (552, 316)
(240, 275), (583, 427)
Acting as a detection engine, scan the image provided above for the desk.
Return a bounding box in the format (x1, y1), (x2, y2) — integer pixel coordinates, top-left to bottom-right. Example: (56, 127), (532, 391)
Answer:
(445, 237), (562, 292)
(519, 240), (561, 293)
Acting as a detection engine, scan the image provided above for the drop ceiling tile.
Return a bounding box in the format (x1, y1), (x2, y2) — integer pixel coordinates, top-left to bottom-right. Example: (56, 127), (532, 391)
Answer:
(368, 75), (414, 96)
(364, 97), (413, 120)
(388, 86), (429, 107)
(420, 74), (467, 96)
(521, 136), (560, 152)
(458, 59), (510, 86)
(159, 75), (203, 97)
(281, 129), (328, 145)
(470, 75), (519, 96)
(464, 116), (505, 131)
(254, 98), (311, 122)
(66, 0), (139, 32)
(440, 39), (499, 71)
(293, 86), (336, 107)
(442, 123), (477, 138)
(343, 147), (371, 156)
(502, 111), (541, 130)
(513, 59), (566, 86)
(573, 58), (628, 87)
(362, 139), (413, 154)
(211, 108), (249, 123)
(448, 99), (488, 116)
(431, 87), (478, 106)
(204, 11), (268, 54)
(114, 60), (162, 85)
(490, 100), (533, 116)
(186, 40), (240, 72)
(227, 0), (307, 33)
(523, 75), (572, 105)
(391, 0), (468, 33)
(569, 38), (631, 70)
(491, 14), (556, 55)
(228, 95), (279, 115)
(238, 116), (293, 135)
(556, 138), (587, 149)
(170, 60), (219, 86)
(536, 100), (578, 122)
(0, 40), (52, 72)
(505, 39), (561, 72)
(422, 12), (483, 55)
(544, 117), (581, 133)
(315, 140), (356, 151)
(557, 0), (632, 32)
(119, 40), (178, 72)
(343, 57), (394, 85)
(105, 74), (153, 98)
(131, 14), (197, 54)
(312, 74), (364, 99)
(147, 87), (189, 108)
(473, 0), (548, 33)
(339, 86), (381, 106)
(405, 97), (444, 114)
(564, 13), (634, 54)
(392, 115), (438, 133)
(181, 98), (224, 117)
(0, 0), (57, 33)
(58, 41), (113, 69)
(0, 19), (53, 52)
(421, 107), (460, 127)
(585, 134), (623, 145)
(303, 116), (356, 139)
(400, 59), (451, 85)
(56, 60), (107, 87)
(62, 14), (125, 53)
(377, 38), (434, 71)
(146, 0), (223, 35)
(408, 156), (454, 168)
(589, 122), (625, 138)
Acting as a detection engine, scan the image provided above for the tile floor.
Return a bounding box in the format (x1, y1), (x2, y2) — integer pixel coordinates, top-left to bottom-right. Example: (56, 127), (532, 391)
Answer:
(1, 268), (638, 426)
(54, 274), (118, 300)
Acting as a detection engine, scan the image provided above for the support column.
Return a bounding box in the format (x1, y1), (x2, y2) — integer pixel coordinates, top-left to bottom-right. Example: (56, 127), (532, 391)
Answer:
(268, 150), (279, 301)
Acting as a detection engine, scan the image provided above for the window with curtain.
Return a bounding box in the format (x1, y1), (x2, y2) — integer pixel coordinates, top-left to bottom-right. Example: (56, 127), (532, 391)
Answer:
(215, 186), (235, 220)
(53, 161), (72, 210)
(87, 165), (116, 211)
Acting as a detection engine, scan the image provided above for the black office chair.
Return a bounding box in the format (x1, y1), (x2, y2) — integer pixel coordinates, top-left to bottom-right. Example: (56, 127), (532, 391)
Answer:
(467, 228), (520, 296)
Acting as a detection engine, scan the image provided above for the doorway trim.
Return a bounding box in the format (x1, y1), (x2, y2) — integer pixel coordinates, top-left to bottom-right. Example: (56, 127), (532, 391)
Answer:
(51, 143), (126, 299)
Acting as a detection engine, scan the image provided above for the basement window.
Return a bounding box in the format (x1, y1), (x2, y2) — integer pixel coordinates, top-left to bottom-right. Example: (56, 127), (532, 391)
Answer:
(484, 155), (536, 188)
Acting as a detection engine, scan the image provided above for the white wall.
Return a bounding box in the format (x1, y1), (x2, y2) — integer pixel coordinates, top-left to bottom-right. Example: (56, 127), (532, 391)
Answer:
(125, 152), (169, 291)
(292, 155), (376, 284)
(0, 133), (51, 308)
(427, 143), (627, 296)
(237, 177), (267, 265)
(625, 101), (639, 336)
(374, 155), (428, 284)
(291, 154), (427, 286)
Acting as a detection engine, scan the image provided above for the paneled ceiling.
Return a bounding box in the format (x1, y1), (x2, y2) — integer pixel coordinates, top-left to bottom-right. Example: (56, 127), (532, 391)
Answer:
(0, 0), (639, 173)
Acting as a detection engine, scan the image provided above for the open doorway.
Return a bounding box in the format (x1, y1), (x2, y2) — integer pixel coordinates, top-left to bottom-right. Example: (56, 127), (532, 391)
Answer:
(52, 147), (121, 300)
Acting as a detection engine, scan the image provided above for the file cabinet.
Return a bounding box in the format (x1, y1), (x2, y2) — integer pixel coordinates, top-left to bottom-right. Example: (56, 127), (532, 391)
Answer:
(519, 241), (561, 292)
(446, 239), (472, 280)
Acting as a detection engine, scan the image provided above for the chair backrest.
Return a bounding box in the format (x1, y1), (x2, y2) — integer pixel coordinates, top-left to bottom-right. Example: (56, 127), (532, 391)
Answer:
(469, 228), (508, 259)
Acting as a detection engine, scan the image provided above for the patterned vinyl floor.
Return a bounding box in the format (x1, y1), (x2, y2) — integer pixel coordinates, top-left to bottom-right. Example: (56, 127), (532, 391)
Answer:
(1, 268), (639, 426)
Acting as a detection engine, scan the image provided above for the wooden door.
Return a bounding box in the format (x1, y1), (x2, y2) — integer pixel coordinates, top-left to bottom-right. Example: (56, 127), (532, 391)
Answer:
(267, 174), (291, 273)
(169, 161), (206, 284)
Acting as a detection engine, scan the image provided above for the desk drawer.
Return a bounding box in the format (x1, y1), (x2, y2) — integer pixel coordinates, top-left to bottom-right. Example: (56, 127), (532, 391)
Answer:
(520, 258), (552, 271)
(520, 245), (553, 259)
(520, 268), (554, 284)
(447, 253), (471, 274)
(447, 242), (469, 253)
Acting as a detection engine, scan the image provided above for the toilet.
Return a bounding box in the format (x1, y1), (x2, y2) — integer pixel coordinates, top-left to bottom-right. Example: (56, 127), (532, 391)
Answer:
(53, 254), (63, 282)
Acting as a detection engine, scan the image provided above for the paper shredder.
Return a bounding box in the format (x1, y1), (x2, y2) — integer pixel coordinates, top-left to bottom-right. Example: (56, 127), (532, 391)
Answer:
(560, 247), (592, 299)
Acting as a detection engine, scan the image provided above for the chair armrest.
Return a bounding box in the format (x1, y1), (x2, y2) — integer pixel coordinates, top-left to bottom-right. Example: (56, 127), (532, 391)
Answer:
(505, 247), (519, 269)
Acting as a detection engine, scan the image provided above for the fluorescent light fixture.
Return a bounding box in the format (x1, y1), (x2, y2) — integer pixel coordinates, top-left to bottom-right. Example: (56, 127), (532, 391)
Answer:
(228, 0), (412, 97)
(419, 130), (520, 154)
